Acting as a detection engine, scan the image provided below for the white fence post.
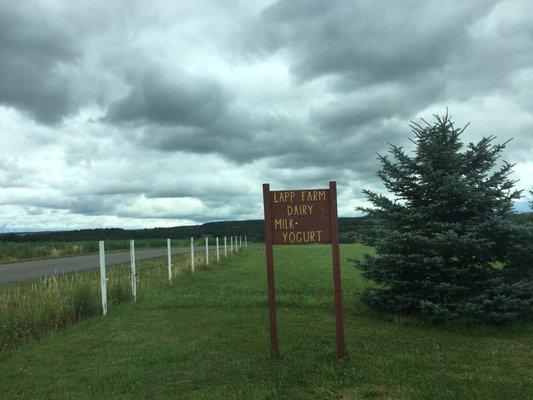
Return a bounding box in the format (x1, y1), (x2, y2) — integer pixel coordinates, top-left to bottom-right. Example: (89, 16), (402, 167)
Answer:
(235, 236), (239, 253)
(99, 240), (107, 316)
(130, 239), (137, 302)
(205, 236), (209, 265)
(224, 236), (227, 257)
(230, 236), (233, 253)
(167, 238), (172, 281)
(216, 237), (220, 262)
(245, 235), (247, 247)
(190, 237), (195, 273)
(240, 235), (242, 247)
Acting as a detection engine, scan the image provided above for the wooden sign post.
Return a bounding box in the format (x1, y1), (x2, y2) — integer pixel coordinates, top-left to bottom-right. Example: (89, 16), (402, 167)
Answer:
(262, 181), (346, 362)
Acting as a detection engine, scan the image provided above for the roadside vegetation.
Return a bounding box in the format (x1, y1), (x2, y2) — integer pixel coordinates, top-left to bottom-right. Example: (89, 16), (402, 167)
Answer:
(0, 238), (192, 264)
(0, 244), (531, 399)
(0, 248), (209, 350)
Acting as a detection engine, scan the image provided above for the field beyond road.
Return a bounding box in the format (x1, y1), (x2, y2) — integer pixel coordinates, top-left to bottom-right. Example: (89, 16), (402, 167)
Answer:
(0, 244), (531, 399)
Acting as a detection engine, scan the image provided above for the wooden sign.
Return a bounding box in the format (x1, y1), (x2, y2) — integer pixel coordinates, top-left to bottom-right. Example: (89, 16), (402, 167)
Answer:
(262, 181), (346, 362)
(270, 189), (331, 245)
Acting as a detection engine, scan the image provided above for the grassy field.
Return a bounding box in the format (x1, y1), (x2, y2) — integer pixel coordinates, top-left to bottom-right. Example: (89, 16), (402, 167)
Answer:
(0, 244), (532, 399)
(0, 238), (193, 264)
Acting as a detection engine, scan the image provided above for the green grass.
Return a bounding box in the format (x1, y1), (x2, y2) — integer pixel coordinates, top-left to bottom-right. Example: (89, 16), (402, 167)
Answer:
(0, 244), (532, 399)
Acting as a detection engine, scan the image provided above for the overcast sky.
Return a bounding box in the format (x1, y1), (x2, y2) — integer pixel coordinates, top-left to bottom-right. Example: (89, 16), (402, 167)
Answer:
(1, 0), (532, 232)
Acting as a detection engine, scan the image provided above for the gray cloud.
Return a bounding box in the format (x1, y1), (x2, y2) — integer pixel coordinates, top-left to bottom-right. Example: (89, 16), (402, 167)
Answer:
(254, 1), (499, 85)
(105, 69), (231, 128)
(0, 0), (532, 231)
(0, 2), (81, 124)
(0, 159), (35, 188)
(102, 68), (321, 164)
(310, 80), (445, 133)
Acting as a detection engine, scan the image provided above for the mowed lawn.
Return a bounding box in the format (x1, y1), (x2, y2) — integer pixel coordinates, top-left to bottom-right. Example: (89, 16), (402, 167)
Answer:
(0, 244), (531, 399)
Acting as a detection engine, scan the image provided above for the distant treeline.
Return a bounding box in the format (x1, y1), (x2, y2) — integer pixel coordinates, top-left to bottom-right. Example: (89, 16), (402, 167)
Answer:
(1, 213), (530, 245)
(515, 212), (533, 224)
(0, 217), (373, 244)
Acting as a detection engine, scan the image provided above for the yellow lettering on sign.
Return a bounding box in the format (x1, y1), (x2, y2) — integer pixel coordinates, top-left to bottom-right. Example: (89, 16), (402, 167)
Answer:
(300, 190), (327, 202)
(274, 218), (295, 230)
(280, 230), (323, 244)
(273, 191), (295, 203)
(286, 204), (314, 216)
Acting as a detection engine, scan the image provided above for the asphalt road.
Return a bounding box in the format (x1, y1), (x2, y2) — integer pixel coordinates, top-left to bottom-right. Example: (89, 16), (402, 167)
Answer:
(0, 246), (213, 285)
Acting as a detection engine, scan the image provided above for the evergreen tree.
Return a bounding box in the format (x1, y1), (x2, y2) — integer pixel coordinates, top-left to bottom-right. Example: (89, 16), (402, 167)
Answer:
(356, 112), (533, 323)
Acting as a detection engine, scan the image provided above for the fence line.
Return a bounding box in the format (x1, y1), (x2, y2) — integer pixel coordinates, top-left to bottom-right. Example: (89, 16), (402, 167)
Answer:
(97, 235), (247, 314)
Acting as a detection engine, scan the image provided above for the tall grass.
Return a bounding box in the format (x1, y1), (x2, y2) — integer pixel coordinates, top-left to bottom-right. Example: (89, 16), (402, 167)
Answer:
(0, 248), (215, 350)
(0, 238), (192, 264)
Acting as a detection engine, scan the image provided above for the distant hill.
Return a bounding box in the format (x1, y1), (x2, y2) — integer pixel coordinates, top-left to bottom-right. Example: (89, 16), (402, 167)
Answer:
(0, 217), (370, 243)
(2, 213), (529, 244)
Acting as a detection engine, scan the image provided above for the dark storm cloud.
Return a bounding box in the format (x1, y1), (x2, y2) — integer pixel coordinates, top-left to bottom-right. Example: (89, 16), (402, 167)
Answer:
(105, 69), (231, 128)
(103, 65), (321, 163)
(254, 0), (499, 85)
(248, 0), (533, 121)
(310, 80), (445, 133)
(0, 2), (81, 124)
(101, 64), (397, 169)
(139, 121), (317, 164)
(266, 118), (405, 187)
